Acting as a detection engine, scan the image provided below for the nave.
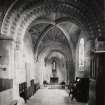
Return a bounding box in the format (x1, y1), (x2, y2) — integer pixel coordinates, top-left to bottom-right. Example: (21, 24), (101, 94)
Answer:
(0, 0), (104, 105)
(25, 88), (87, 105)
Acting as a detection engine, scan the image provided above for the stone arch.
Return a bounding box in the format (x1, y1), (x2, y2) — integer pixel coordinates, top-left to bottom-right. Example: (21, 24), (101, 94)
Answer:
(38, 42), (71, 60)
(37, 48), (73, 83)
(1, 0), (103, 43)
(45, 50), (69, 62)
(45, 51), (66, 67)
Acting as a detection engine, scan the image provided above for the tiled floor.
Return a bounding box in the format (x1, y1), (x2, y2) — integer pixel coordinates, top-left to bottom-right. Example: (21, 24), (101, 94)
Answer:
(25, 88), (87, 105)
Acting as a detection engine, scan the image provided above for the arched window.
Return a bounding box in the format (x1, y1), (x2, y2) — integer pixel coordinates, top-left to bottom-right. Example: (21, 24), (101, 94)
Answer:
(79, 38), (85, 71)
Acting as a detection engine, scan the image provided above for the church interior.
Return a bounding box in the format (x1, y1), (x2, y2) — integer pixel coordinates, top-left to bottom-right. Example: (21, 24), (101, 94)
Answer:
(0, 0), (104, 105)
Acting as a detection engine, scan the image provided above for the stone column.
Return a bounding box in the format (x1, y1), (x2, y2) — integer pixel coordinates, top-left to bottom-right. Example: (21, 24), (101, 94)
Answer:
(14, 40), (25, 104)
(12, 40), (20, 100)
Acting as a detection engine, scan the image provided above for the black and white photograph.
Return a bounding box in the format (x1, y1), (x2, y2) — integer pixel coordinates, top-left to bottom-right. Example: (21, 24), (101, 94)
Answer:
(0, 0), (104, 105)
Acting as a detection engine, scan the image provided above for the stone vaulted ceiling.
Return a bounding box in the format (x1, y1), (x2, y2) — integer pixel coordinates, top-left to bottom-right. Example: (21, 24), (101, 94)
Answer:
(28, 22), (73, 61)
(28, 20), (81, 62)
(37, 26), (71, 56)
(0, 0), (104, 63)
(29, 23), (49, 49)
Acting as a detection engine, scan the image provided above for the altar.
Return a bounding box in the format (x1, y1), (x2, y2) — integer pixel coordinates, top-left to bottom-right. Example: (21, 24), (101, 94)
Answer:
(50, 77), (59, 84)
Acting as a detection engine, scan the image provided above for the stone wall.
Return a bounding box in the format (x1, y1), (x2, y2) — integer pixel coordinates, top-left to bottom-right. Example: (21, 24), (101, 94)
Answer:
(17, 32), (35, 85)
(0, 36), (14, 105)
(0, 32), (35, 105)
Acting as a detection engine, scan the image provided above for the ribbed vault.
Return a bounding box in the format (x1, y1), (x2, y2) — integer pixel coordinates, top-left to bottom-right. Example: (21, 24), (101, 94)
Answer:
(36, 25), (71, 57)
(0, 0), (103, 66)
(45, 50), (68, 63)
(28, 21), (82, 64)
(45, 52), (66, 66)
(37, 42), (71, 61)
(1, 0), (103, 41)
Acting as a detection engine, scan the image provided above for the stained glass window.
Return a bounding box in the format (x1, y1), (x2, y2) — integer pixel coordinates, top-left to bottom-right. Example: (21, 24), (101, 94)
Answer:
(79, 38), (84, 71)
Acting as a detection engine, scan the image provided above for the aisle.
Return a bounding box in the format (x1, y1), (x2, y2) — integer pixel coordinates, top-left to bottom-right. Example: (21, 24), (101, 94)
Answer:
(25, 88), (87, 105)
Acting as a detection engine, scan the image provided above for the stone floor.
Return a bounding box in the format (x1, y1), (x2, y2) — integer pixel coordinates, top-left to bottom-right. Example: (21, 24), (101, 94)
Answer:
(25, 88), (87, 105)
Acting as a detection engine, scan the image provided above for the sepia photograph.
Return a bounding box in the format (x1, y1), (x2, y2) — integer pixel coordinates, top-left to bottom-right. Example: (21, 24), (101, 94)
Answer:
(0, 0), (104, 105)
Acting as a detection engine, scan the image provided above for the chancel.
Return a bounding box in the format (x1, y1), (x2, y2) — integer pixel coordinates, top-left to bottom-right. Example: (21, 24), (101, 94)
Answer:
(0, 0), (104, 105)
